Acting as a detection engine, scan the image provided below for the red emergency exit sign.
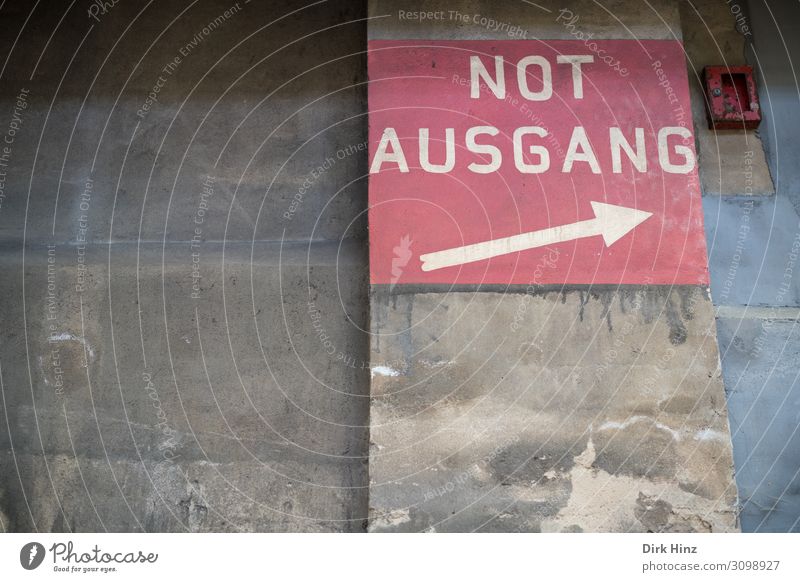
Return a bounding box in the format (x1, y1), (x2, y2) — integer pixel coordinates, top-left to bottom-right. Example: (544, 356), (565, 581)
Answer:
(367, 40), (709, 286)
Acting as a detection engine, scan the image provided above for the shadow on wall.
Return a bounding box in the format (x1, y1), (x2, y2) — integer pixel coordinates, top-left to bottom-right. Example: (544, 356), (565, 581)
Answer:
(704, 0), (800, 533)
(0, 0), (370, 532)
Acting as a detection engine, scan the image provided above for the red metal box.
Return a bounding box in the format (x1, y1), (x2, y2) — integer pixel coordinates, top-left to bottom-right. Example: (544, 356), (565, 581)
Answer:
(704, 65), (761, 129)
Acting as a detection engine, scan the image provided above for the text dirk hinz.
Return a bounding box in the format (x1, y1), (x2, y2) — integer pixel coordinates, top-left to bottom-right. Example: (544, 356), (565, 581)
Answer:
(643, 543), (698, 554)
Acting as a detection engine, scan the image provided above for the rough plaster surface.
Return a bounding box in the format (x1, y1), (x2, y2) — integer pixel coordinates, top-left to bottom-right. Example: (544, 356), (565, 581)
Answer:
(699, 0), (800, 533)
(0, 0), (369, 532)
(368, 0), (682, 40)
(716, 316), (800, 532)
(0, 0), (784, 533)
(0, 242), (369, 532)
(680, 0), (774, 196)
(745, 1), (800, 209)
(368, 288), (738, 532)
(365, 0), (743, 533)
(705, 195), (800, 307)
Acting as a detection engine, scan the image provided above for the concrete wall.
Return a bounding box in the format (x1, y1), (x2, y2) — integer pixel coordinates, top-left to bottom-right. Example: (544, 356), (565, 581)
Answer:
(1, 0), (796, 534)
(0, 0), (369, 532)
(370, 287), (737, 532)
(367, 0), (739, 532)
(746, 0), (800, 208)
(679, 0), (773, 197)
(703, 0), (800, 532)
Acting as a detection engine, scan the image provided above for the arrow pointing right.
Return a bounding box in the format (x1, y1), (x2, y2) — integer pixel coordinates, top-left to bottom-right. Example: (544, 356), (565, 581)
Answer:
(419, 201), (653, 272)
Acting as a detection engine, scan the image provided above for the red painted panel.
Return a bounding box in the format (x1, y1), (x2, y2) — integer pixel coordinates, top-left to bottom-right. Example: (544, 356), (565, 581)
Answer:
(368, 40), (709, 286)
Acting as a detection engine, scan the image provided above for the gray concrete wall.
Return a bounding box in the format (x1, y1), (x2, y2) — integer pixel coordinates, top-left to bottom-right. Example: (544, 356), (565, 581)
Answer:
(746, 0), (800, 208)
(370, 287), (737, 532)
(702, 0), (800, 532)
(2, 0), (796, 534)
(0, 0), (369, 532)
(367, 0), (738, 532)
(680, 0), (773, 196)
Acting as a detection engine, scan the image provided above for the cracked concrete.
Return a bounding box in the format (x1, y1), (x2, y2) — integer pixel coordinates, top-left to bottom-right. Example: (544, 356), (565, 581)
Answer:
(368, 289), (738, 532)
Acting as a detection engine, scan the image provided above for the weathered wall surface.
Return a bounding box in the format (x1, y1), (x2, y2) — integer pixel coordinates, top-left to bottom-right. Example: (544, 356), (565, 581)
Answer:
(368, 0), (682, 40)
(367, 0), (739, 532)
(703, 0), (800, 532)
(1, 0), (794, 534)
(0, 1), (369, 532)
(744, 0), (800, 207)
(681, 0), (774, 196)
(370, 288), (737, 532)
(715, 312), (800, 532)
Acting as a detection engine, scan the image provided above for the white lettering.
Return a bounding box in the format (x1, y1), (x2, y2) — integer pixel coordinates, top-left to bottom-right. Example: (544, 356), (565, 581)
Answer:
(514, 127), (550, 173)
(419, 128), (455, 173)
(517, 56), (552, 101)
(370, 127), (409, 173)
(610, 127), (647, 173)
(563, 126), (600, 173)
(466, 126), (502, 174)
(658, 127), (696, 174)
(471, 56), (505, 99)
(556, 55), (594, 99)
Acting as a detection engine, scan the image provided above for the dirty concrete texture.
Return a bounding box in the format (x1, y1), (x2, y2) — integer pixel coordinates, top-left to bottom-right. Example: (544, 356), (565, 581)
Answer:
(1, 0), (798, 535)
(369, 287), (738, 532)
(0, 0), (370, 532)
(680, 0), (774, 196)
(703, 0), (800, 532)
(366, 0), (742, 532)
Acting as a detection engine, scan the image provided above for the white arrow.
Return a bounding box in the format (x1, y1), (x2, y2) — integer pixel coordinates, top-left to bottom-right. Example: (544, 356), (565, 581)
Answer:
(419, 201), (653, 272)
